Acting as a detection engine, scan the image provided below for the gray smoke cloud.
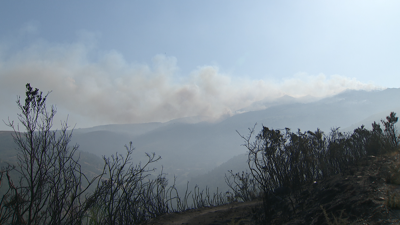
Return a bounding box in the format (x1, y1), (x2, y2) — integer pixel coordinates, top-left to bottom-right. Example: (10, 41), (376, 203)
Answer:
(0, 40), (383, 129)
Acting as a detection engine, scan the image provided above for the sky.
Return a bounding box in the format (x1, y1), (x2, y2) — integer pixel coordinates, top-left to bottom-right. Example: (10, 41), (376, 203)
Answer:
(0, 0), (399, 130)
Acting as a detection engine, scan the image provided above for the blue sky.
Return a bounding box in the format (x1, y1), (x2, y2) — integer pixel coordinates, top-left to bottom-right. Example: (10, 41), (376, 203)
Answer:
(0, 1), (399, 129)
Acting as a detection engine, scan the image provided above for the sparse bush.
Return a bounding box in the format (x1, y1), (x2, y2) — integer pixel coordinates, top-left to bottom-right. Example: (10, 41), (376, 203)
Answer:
(1, 83), (99, 224)
(236, 112), (399, 223)
(190, 185), (229, 208)
(84, 203), (104, 225)
(321, 205), (351, 225)
(386, 155), (400, 185)
(0, 83), (236, 225)
(4, 83), (399, 224)
(381, 112), (399, 150)
(0, 166), (15, 224)
(80, 146), (233, 225)
(87, 143), (167, 224)
(0, 83), (253, 225)
(225, 170), (261, 202)
(386, 191), (400, 209)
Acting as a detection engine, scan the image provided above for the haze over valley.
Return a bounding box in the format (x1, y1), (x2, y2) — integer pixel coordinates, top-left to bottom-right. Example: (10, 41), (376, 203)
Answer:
(71, 88), (400, 187)
(2, 88), (399, 193)
(1, 2), (400, 223)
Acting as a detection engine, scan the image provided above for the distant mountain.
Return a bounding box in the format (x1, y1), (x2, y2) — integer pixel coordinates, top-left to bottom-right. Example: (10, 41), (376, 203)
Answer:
(2, 88), (400, 191)
(341, 107), (400, 133)
(0, 131), (18, 166)
(61, 89), (400, 186)
(0, 130), (104, 199)
(236, 94), (319, 113)
(73, 122), (165, 136)
(188, 153), (249, 193)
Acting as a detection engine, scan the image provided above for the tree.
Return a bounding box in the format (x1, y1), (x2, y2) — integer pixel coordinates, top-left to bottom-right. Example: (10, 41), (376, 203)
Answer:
(1, 83), (235, 225)
(2, 83), (98, 224)
(381, 112), (399, 149)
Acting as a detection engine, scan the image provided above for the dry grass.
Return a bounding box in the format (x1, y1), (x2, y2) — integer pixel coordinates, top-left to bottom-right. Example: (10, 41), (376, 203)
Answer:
(386, 191), (400, 209)
(321, 206), (354, 225)
(385, 151), (400, 185)
(385, 151), (400, 210)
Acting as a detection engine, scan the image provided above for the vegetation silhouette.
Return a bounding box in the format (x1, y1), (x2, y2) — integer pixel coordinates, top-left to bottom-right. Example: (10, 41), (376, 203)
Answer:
(0, 83), (100, 224)
(0, 83), (399, 224)
(0, 84), (233, 224)
(234, 112), (400, 223)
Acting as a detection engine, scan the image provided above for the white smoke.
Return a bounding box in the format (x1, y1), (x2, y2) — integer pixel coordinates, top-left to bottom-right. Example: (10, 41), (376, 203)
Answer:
(0, 40), (383, 129)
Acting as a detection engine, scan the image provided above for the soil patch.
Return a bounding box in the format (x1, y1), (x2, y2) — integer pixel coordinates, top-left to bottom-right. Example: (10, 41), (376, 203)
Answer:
(144, 200), (262, 225)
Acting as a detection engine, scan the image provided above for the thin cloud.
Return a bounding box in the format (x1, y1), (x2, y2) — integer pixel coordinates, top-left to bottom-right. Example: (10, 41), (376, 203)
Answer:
(0, 40), (383, 129)
(19, 21), (39, 36)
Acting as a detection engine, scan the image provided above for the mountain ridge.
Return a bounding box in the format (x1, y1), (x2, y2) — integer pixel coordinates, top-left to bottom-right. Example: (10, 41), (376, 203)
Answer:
(2, 88), (400, 190)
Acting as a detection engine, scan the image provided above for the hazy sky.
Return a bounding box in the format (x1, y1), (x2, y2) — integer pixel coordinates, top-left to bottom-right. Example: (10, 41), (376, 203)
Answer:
(0, 1), (398, 130)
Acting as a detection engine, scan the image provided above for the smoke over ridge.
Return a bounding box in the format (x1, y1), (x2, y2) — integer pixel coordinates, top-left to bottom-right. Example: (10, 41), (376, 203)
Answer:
(0, 40), (382, 128)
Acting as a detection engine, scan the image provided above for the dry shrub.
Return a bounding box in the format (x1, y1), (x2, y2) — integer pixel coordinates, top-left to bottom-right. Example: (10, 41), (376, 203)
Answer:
(386, 191), (400, 209)
(321, 206), (351, 225)
(236, 112), (400, 223)
(381, 150), (400, 185)
(386, 162), (400, 185)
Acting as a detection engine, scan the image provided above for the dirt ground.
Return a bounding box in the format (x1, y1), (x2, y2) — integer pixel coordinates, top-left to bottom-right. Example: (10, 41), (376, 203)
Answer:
(144, 200), (262, 225)
(143, 153), (400, 225)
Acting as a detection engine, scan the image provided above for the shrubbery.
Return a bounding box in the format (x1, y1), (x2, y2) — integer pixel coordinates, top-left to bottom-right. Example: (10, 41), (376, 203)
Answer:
(233, 111), (399, 222)
(0, 84), (97, 224)
(0, 84), (233, 225)
(1, 83), (399, 224)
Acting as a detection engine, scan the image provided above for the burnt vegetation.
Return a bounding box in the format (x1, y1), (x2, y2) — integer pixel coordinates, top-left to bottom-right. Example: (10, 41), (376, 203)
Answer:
(233, 111), (400, 224)
(1, 83), (400, 224)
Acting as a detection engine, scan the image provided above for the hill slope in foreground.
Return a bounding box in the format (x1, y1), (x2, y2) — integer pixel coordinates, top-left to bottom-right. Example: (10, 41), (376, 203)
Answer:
(143, 152), (400, 225)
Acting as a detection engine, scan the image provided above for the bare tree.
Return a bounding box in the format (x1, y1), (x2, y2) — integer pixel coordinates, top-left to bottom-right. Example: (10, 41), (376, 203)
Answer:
(2, 83), (98, 225)
(0, 166), (15, 224)
(1, 83), (236, 225)
(381, 112), (399, 149)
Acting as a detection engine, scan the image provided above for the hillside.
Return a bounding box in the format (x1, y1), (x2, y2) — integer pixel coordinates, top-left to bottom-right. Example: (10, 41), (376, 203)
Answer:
(0, 131), (104, 181)
(144, 151), (400, 224)
(63, 88), (400, 189)
(2, 88), (400, 224)
(2, 88), (400, 197)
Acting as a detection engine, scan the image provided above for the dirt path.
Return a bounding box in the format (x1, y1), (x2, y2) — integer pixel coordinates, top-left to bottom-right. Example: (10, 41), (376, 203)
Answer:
(144, 200), (262, 225)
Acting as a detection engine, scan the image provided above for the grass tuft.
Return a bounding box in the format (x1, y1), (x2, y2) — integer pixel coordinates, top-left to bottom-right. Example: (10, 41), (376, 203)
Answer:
(320, 206), (351, 225)
(386, 191), (400, 209)
(385, 152), (400, 185)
